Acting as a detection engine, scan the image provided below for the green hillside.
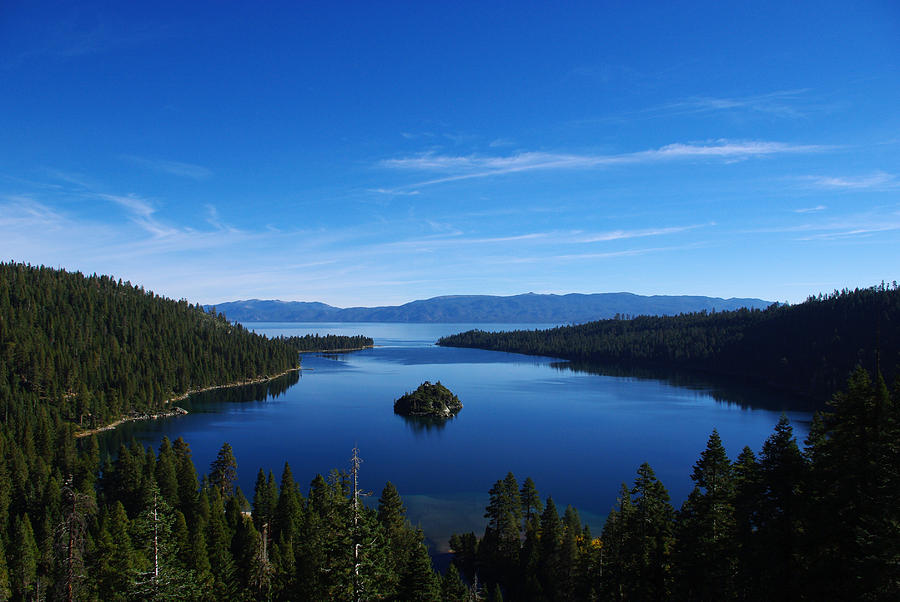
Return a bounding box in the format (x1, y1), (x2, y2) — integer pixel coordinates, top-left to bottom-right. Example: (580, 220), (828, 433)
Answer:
(0, 262), (301, 430)
(439, 284), (900, 403)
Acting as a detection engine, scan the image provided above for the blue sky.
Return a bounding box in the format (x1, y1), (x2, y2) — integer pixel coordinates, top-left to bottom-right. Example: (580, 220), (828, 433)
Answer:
(1, 1), (898, 306)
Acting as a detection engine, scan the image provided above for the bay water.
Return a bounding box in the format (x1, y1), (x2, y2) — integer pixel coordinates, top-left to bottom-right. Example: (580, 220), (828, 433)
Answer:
(97, 322), (813, 551)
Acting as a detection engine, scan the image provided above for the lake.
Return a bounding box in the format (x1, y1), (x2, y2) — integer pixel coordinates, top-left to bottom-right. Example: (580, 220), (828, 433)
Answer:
(97, 322), (813, 551)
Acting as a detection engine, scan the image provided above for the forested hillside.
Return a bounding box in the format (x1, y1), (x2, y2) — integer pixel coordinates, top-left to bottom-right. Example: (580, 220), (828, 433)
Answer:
(0, 262), (302, 431)
(0, 263), (451, 600)
(439, 284), (900, 402)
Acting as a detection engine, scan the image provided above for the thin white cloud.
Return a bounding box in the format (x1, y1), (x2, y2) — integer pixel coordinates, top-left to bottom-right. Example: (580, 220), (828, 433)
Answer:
(0, 195), (67, 229)
(802, 172), (896, 190)
(796, 223), (900, 241)
(369, 188), (421, 196)
(794, 205), (827, 213)
(574, 223), (709, 242)
(653, 89), (811, 119)
(124, 155), (212, 180)
(380, 140), (827, 188)
(94, 192), (188, 238)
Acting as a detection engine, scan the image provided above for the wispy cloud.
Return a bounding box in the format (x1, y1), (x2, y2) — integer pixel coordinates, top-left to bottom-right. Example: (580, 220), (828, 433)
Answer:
(797, 223), (900, 241)
(801, 171), (896, 190)
(651, 89), (811, 119)
(574, 223), (710, 242)
(0, 195), (67, 229)
(369, 188), (421, 196)
(753, 209), (900, 241)
(380, 140), (826, 188)
(124, 155), (212, 180)
(794, 205), (826, 213)
(95, 193), (179, 237)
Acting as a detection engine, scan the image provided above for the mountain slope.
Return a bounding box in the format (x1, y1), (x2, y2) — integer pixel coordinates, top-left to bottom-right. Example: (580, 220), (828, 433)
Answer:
(438, 285), (900, 402)
(210, 292), (773, 323)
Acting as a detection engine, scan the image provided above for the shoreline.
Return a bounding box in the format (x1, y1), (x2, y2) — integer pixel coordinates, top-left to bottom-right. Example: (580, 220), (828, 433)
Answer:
(75, 365), (302, 438)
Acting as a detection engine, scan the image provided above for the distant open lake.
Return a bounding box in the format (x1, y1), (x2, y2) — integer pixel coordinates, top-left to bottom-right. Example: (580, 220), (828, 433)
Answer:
(97, 322), (813, 551)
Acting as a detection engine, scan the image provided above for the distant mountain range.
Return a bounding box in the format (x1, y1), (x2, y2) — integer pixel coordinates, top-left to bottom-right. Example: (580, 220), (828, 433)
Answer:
(207, 293), (774, 324)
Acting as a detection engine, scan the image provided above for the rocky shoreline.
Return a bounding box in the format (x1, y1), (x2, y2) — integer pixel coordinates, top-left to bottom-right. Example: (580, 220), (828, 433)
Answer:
(75, 366), (302, 438)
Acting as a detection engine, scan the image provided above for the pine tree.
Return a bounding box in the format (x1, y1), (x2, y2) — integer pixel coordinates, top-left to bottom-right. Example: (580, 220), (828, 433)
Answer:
(674, 429), (737, 600)
(209, 442), (238, 498)
(538, 496), (562, 597)
(805, 367), (900, 598)
(756, 415), (807, 601)
(12, 513), (39, 600)
(441, 562), (469, 601)
(0, 537), (12, 601)
(519, 476), (543, 528)
(600, 482), (634, 600)
(397, 541), (441, 601)
(626, 463), (675, 601)
(732, 445), (761, 600)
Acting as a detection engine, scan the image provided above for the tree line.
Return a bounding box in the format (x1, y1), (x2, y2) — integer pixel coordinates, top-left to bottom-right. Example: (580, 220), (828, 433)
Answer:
(282, 334), (374, 352)
(438, 283), (900, 403)
(450, 366), (900, 600)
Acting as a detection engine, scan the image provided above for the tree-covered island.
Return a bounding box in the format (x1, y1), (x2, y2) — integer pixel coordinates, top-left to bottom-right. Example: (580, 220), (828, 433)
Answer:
(393, 381), (463, 418)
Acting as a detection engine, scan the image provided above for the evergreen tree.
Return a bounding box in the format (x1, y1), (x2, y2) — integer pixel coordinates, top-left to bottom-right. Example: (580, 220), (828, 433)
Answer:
(625, 463), (675, 601)
(538, 496), (562, 597)
(756, 415), (807, 601)
(209, 442), (238, 498)
(600, 482), (634, 600)
(11, 513), (38, 600)
(442, 562), (469, 601)
(673, 429), (737, 600)
(0, 537), (12, 601)
(732, 445), (762, 600)
(396, 541), (441, 601)
(805, 367), (900, 599)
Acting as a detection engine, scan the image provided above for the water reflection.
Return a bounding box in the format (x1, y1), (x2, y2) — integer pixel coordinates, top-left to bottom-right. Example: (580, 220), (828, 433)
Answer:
(551, 361), (819, 412)
(398, 414), (456, 435)
(185, 370), (300, 407)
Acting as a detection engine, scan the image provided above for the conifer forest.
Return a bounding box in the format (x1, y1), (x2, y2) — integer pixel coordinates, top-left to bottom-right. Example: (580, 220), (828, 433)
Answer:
(1, 263), (898, 600)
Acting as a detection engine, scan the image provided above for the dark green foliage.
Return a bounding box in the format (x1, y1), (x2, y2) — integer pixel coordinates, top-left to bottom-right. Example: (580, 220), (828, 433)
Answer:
(281, 333), (374, 352)
(393, 380), (463, 417)
(0, 262), (301, 432)
(394, 381), (462, 418)
(209, 442), (238, 497)
(439, 284), (900, 403)
(442, 562), (469, 601)
(397, 541), (441, 601)
(673, 430), (737, 600)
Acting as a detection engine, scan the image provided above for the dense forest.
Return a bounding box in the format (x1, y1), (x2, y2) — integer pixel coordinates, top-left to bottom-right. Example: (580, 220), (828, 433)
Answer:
(438, 284), (900, 403)
(0, 262), (301, 431)
(284, 334), (374, 352)
(1, 263), (897, 599)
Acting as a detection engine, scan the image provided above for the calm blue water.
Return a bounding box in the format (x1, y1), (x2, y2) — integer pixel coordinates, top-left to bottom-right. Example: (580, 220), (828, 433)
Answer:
(97, 322), (812, 551)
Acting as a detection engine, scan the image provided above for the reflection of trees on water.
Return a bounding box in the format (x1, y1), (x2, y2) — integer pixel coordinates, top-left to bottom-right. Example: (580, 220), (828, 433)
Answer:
(91, 371), (303, 461)
(188, 370), (301, 405)
(398, 414), (456, 434)
(551, 361), (817, 412)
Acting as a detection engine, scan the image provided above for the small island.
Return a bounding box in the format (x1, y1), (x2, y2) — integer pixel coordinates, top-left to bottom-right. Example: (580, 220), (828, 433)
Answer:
(393, 381), (463, 418)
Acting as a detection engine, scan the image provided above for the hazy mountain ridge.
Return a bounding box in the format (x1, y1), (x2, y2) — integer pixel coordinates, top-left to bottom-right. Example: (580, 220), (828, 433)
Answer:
(208, 292), (773, 324)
